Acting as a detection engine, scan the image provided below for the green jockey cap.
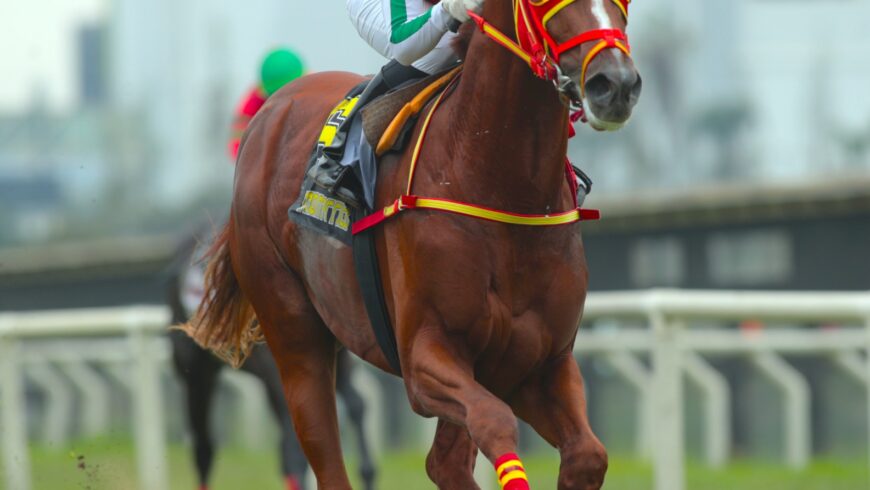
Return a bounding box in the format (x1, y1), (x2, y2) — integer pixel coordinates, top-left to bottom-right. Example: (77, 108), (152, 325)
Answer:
(260, 48), (305, 96)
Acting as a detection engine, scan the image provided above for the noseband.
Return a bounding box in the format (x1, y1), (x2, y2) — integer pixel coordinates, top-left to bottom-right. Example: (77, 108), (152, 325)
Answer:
(469, 0), (631, 110)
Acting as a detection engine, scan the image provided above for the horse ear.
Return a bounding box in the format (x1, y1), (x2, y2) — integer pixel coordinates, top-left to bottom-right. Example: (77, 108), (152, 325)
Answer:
(451, 22), (475, 60)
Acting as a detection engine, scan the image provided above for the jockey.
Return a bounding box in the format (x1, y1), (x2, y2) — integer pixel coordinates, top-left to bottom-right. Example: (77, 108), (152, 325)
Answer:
(229, 48), (305, 160)
(347, 0), (482, 75)
(345, 0), (484, 114)
(312, 0), (483, 191)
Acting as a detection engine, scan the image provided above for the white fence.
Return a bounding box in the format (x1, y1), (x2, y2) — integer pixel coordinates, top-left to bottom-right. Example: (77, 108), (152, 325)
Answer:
(0, 306), (170, 490)
(579, 289), (870, 490)
(2, 291), (870, 490)
(0, 305), (385, 490)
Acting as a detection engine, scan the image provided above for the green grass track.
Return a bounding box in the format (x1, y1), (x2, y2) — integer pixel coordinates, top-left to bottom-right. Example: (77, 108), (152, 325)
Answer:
(10, 437), (868, 489)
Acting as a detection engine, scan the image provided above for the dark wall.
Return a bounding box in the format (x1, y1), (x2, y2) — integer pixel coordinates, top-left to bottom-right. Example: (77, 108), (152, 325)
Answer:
(584, 211), (870, 291)
(0, 261), (172, 312)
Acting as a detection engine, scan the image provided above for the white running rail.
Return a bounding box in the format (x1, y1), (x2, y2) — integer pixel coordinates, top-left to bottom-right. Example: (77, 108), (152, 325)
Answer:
(0, 305), (385, 490)
(0, 306), (170, 490)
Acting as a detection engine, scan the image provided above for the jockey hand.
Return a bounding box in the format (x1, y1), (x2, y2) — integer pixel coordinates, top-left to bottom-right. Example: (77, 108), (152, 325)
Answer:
(441, 0), (484, 23)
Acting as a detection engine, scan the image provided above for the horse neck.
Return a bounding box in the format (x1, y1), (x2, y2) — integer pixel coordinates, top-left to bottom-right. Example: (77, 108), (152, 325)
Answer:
(443, 8), (570, 212)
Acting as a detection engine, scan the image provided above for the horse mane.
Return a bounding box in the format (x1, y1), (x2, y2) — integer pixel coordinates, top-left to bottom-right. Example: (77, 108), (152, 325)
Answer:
(451, 22), (475, 60)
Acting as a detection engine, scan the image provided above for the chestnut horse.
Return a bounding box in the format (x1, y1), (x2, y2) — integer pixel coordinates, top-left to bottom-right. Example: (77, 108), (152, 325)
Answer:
(185, 0), (640, 488)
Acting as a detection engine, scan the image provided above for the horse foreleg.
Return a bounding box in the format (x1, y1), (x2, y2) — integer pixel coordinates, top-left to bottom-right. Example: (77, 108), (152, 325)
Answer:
(335, 350), (376, 490)
(405, 334), (526, 490)
(425, 418), (480, 490)
(511, 352), (607, 490)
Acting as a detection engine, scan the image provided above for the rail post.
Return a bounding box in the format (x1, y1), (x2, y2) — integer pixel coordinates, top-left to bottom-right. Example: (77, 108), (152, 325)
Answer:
(604, 351), (653, 458)
(683, 352), (731, 468)
(750, 352), (810, 469)
(0, 324), (31, 490)
(223, 371), (270, 450)
(650, 308), (685, 490)
(127, 310), (169, 490)
(61, 360), (112, 437)
(864, 309), (870, 473)
(24, 359), (73, 446)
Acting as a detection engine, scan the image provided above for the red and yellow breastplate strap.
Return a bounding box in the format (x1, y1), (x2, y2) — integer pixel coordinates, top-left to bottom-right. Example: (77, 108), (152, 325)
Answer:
(351, 72), (600, 236)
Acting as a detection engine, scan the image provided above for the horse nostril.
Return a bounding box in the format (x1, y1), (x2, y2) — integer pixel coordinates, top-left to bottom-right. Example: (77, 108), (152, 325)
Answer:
(584, 73), (615, 103)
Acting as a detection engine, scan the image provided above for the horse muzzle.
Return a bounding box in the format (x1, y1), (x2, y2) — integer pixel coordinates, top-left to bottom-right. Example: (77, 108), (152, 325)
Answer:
(579, 58), (642, 131)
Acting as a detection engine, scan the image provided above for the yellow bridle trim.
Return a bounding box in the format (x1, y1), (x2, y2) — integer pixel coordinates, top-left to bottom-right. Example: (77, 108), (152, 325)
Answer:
(484, 20), (534, 66)
(532, 0), (628, 29)
(579, 39), (631, 98)
(612, 0), (629, 20)
(541, 0), (575, 28)
(514, 0), (541, 55)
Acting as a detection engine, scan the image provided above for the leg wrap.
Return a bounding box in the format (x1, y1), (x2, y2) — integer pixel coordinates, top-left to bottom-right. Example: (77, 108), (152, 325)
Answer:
(495, 453), (530, 490)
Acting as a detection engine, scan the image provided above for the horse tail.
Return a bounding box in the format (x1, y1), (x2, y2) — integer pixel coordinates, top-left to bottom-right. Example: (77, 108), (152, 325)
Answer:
(180, 217), (261, 368)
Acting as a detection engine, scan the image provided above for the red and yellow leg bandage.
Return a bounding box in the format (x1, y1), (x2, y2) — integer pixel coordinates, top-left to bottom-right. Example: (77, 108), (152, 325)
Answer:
(495, 453), (530, 490)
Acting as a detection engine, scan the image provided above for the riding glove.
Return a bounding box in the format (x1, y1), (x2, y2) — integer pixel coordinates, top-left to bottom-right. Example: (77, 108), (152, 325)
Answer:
(441, 0), (484, 23)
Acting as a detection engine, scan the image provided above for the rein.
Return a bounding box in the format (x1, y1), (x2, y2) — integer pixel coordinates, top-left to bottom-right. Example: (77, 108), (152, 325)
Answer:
(469, 0), (631, 107)
(351, 72), (600, 236)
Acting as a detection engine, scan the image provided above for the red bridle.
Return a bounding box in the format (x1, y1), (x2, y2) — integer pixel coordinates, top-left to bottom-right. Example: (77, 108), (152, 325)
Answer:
(469, 0), (631, 103)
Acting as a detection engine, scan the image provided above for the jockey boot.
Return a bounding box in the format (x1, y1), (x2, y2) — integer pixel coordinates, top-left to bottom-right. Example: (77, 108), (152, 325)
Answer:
(310, 60), (427, 200)
(323, 59), (428, 160)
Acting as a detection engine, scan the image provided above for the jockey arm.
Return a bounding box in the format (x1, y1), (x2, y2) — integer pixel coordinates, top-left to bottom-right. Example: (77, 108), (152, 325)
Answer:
(228, 86), (268, 160)
(386, 0), (451, 65)
(375, 0), (482, 66)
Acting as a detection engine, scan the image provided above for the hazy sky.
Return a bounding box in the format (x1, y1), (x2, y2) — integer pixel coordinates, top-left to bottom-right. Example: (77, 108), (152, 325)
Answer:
(0, 0), (106, 112)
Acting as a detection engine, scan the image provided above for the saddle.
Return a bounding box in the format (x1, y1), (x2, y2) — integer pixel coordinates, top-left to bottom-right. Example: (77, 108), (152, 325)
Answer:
(289, 67), (462, 244)
(362, 66), (461, 155)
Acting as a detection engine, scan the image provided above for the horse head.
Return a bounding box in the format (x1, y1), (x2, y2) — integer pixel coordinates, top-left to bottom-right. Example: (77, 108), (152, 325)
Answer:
(474, 0), (642, 131)
(548, 0), (641, 129)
